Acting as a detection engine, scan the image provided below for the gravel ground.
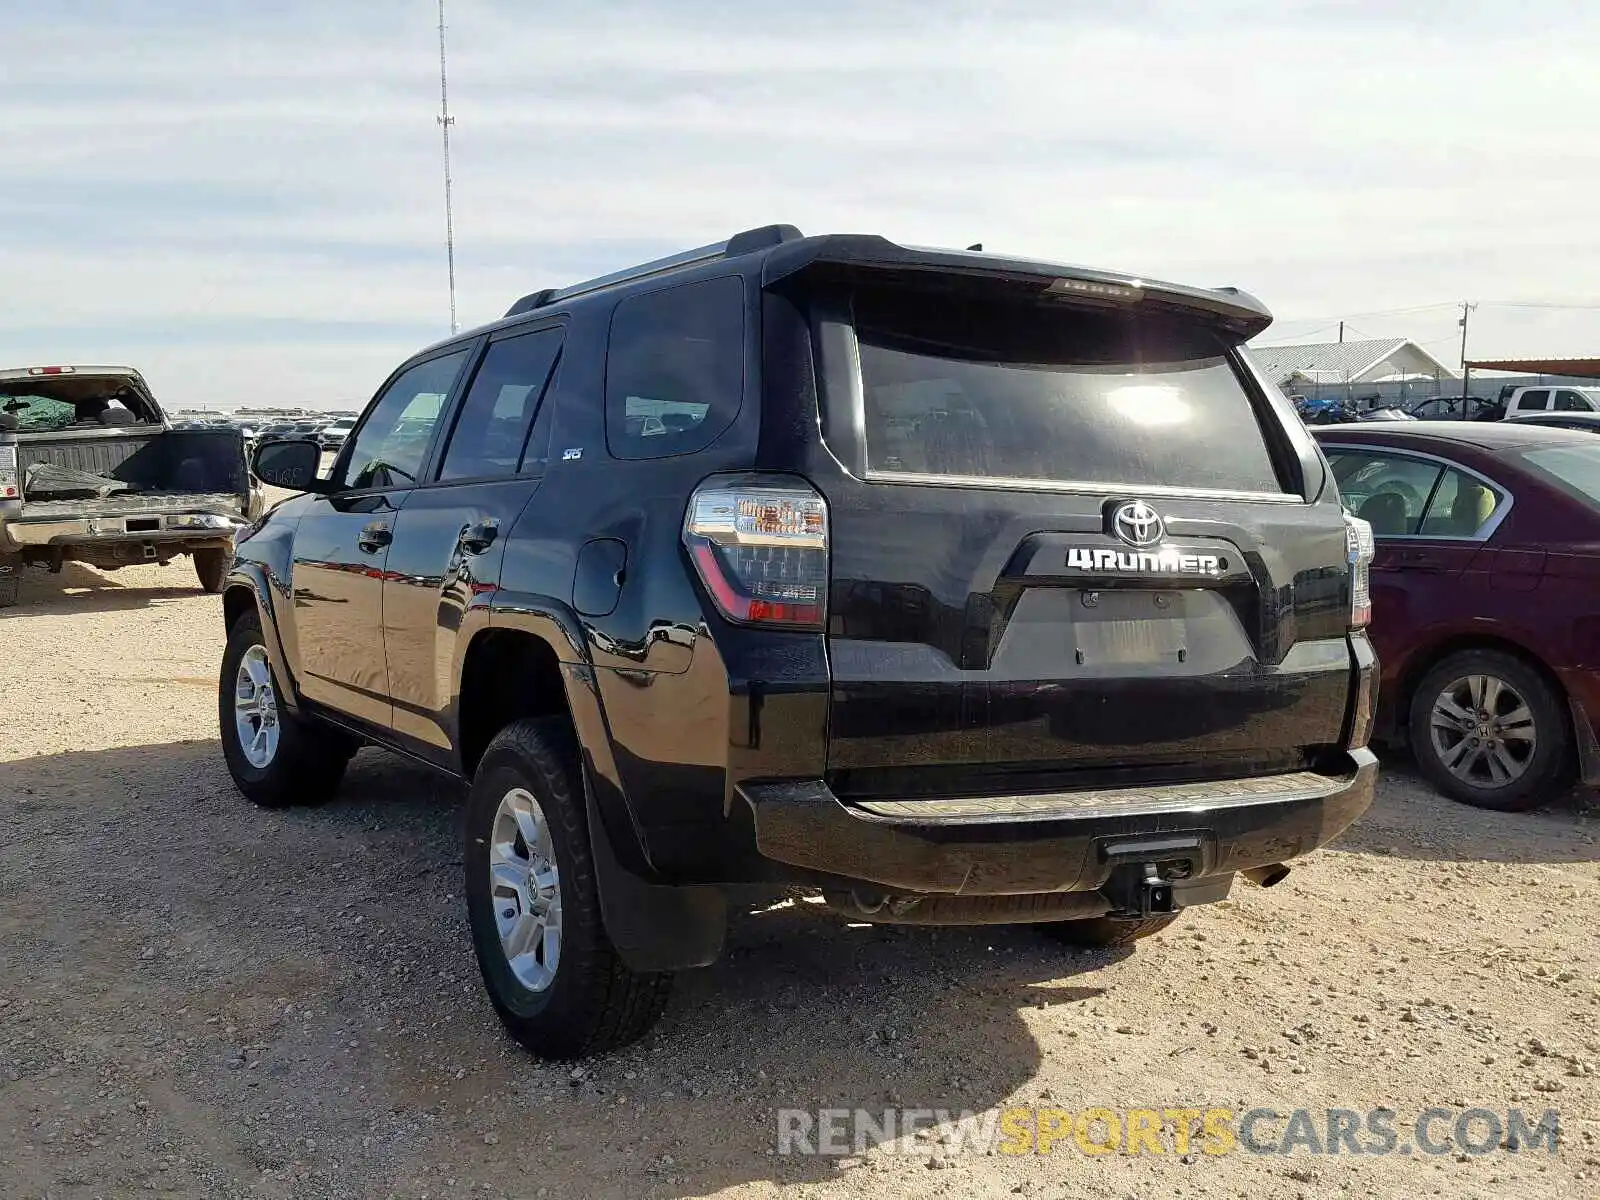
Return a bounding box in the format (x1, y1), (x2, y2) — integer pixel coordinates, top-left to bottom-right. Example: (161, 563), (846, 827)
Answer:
(2, 560), (1598, 1200)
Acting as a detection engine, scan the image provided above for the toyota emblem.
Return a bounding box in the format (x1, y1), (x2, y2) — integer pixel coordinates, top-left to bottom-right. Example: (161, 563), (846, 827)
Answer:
(1111, 500), (1164, 548)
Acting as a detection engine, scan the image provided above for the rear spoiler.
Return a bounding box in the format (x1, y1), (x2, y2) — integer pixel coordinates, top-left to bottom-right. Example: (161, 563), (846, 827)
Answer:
(759, 235), (1274, 341)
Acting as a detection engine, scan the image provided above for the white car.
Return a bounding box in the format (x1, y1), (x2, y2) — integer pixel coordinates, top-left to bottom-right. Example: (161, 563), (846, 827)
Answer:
(319, 419), (356, 450)
(1499, 384), (1600, 418)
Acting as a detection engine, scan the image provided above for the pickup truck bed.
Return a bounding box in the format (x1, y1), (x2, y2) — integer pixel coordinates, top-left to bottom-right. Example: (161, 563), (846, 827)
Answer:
(1, 366), (260, 605)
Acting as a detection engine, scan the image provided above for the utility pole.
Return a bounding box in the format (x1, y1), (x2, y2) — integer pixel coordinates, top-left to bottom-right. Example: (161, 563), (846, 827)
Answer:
(437, 0), (459, 334)
(1458, 301), (1476, 400)
(1338, 320), (1344, 344)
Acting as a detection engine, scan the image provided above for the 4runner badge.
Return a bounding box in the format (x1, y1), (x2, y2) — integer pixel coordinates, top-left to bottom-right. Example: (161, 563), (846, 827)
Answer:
(1065, 546), (1223, 576)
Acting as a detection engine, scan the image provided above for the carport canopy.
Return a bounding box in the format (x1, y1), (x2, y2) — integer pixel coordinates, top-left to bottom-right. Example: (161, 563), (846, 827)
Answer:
(1465, 357), (1600, 378)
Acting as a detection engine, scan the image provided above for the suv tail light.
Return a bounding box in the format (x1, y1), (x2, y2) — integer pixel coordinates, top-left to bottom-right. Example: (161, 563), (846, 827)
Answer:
(684, 476), (828, 629)
(0, 443), (19, 500)
(1344, 513), (1375, 629)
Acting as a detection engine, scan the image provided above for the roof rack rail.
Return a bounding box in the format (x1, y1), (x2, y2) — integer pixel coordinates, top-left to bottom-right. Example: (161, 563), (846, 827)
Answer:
(503, 223), (801, 318)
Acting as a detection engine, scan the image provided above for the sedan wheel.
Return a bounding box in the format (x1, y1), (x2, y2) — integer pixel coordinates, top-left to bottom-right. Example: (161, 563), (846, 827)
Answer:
(1409, 649), (1571, 812)
(1427, 673), (1537, 791)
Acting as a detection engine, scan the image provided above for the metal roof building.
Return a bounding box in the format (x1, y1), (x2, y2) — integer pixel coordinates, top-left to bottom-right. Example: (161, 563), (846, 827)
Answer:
(1247, 338), (1457, 387)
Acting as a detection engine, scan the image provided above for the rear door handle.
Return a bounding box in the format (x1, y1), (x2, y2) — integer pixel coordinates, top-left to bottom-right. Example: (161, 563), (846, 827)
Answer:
(357, 523), (393, 553)
(460, 521), (499, 554)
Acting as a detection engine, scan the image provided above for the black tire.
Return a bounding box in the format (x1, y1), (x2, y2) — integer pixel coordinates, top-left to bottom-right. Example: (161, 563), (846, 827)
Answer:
(465, 718), (673, 1059)
(219, 609), (352, 808)
(1040, 913), (1183, 948)
(194, 547), (232, 594)
(1408, 649), (1571, 812)
(0, 555), (20, 609)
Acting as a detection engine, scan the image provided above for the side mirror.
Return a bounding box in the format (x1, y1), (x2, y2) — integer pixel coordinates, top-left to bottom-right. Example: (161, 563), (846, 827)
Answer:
(253, 437), (329, 493)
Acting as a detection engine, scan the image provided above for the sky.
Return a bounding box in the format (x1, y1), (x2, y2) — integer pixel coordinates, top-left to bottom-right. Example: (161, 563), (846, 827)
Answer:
(4, 0), (1600, 410)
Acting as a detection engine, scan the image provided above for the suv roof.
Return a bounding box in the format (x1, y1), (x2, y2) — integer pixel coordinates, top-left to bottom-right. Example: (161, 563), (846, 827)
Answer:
(423, 224), (1275, 357)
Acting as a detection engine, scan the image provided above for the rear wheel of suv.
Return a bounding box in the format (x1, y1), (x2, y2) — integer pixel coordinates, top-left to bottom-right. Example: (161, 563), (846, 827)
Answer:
(1409, 649), (1571, 812)
(1040, 914), (1183, 948)
(219, 610), (353, 808)
(464, 718), (673, 1059)
(194, 548), (232, 594)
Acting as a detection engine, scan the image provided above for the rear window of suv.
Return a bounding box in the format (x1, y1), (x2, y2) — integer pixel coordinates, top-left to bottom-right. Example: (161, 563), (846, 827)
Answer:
(849, 286), (1287, 494)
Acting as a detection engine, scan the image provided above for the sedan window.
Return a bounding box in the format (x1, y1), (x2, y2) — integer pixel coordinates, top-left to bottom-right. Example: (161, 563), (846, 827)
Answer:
(1417, 469), (1504, 537)
(1328, 452), (1443, 536)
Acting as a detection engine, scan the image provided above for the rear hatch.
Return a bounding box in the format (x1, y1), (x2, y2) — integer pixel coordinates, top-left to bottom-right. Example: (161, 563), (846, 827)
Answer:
(795, 269), (1353, 800)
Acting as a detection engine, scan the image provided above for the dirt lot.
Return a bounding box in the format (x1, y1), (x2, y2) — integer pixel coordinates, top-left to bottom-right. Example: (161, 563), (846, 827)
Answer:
(2, 562), (1597, 1200)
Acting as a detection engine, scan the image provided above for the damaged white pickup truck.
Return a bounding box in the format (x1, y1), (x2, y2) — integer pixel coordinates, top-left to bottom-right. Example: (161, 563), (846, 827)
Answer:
(0, 365), (261, 608)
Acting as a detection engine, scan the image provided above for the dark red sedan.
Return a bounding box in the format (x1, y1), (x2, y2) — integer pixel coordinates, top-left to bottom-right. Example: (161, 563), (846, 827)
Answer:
(1313, 422), (1600, 811)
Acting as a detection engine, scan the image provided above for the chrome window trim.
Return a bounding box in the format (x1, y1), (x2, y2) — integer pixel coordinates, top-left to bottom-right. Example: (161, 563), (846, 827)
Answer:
(1319, 443), (1515, 542)
(860, 469), (1301, 504)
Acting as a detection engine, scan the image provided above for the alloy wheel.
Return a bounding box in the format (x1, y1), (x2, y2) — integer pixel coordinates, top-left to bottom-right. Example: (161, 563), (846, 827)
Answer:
(234, 645), (281, 769)
(1428, 673), (1538, 790)
(488, 788), (563, 992)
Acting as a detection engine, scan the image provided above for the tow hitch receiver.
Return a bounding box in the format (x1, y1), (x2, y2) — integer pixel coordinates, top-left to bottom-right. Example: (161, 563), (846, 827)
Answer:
(1097, 833), (1206, 918)
(1104, 861), (1182, 918)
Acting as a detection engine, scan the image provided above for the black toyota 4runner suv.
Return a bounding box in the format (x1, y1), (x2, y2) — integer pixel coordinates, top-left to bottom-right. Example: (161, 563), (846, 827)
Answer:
(222, 225), (1378, 1058)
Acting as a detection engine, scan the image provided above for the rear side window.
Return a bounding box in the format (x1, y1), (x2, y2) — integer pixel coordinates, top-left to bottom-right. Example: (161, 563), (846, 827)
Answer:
(605, 276), (745, 460)
(1518, 389), (1550, 411)
(438, 327), (564, 481)
(1418, 468), (1503, 537)
(1327, 451), (1443, 535)
(849, 287), (1286, 493)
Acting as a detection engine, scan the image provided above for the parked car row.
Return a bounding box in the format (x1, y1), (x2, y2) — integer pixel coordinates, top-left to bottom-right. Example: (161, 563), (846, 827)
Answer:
(167, 414), (357, 453)
(1292, 383), (1600, 428)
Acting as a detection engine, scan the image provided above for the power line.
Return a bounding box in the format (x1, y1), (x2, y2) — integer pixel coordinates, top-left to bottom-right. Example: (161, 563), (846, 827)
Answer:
(1273, 301), (1462, 325)
(437, 0), (459, 334)
(1271, 298), (1600, 330)
(1479, 300), (1600, 311)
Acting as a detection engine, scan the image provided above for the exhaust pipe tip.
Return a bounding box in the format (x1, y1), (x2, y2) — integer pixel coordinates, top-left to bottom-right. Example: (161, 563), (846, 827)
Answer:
(1241, 863), (1291, 889)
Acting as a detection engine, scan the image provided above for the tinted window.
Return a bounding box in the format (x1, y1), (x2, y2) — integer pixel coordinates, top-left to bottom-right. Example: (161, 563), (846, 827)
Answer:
(439, 328), (564, 481)
(605, 276), (745, 460)
(1418, 468), (1503, 536)
(1518, 389), (1550, 411)
(1327, 451), (1443, 535)
(1522, 444), (1600, 507)
(1555, 390), (1594, 412)
(850, 287), (1286, 493)
(340, 351), (468, 490)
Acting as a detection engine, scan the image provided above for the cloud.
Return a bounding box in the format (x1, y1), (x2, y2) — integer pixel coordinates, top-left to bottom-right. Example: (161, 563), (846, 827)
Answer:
(3, 0), (1598, 408)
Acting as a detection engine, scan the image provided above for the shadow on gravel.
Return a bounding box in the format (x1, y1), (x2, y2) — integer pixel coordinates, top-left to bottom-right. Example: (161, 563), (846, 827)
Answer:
(0, 560), (204, 617)
(0, 737), (1126, 1197)
(1334, 752), (1599, 865)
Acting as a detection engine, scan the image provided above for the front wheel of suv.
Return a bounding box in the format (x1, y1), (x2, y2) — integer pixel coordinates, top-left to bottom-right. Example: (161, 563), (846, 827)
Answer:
(1408, 649), (1571, 812)
(219, 609), (354, 808)
(464, 718), (673, 1059)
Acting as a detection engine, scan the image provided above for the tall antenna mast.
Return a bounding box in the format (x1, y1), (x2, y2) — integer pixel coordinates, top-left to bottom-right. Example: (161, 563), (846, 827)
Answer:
(436, 0), (459, 333)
